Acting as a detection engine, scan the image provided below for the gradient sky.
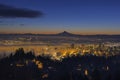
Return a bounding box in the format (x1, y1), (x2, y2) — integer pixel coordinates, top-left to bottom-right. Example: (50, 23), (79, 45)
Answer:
(0, 0), (120, 34)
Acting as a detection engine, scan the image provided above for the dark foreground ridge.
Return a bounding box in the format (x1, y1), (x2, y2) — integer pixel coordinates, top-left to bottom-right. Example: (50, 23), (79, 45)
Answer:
(0, 48), (120, 80)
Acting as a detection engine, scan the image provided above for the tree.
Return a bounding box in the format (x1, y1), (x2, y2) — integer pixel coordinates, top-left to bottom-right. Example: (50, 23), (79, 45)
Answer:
(91, 68), (102, 80)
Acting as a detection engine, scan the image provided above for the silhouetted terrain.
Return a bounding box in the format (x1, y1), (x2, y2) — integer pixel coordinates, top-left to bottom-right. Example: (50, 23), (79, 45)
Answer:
(0, 48), (120, 80)
(0, 31), (120, 37)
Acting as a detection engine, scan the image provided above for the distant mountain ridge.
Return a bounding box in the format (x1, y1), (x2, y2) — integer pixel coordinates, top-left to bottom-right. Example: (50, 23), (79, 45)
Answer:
(56, 31), (79, 36)
(0, 31), (120, 37)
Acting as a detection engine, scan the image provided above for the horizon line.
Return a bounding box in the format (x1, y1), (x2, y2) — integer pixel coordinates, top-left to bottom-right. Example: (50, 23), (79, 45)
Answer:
(0, 31), (120, 35)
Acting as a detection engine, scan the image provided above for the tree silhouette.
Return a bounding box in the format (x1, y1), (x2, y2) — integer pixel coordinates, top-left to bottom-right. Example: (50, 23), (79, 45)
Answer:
(91, 68), (102, 80)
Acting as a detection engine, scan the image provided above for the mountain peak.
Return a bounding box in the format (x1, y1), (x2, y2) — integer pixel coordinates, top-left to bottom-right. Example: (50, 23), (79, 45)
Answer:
(62, 31), (69, 34)
(57, 31), (75, 36)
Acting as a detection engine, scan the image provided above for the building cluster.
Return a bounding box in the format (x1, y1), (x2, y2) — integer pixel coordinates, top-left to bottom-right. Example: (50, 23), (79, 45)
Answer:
(0, 38), (120, 60)
(36, 43), (120, 60)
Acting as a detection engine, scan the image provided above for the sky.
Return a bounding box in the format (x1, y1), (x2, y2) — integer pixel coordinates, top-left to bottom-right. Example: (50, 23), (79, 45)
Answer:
(0, 0), (120, 34)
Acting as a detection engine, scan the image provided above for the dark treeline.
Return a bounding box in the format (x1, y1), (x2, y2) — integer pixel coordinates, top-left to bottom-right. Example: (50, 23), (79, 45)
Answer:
(0, 48), (120, 80)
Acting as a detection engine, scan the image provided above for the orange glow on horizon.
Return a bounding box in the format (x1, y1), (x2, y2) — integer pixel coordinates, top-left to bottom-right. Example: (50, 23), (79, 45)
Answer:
(0, 31), (120, 35)
(0, 28), (120, 35)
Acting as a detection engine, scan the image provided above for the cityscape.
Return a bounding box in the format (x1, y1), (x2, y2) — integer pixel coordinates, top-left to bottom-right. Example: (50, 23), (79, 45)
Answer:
(0, 31), (120, 60)
(0, 0), (120, 80)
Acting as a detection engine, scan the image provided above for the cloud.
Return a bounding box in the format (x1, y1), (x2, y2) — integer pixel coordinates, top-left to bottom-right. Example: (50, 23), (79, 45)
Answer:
(0, 20), (3, 23)
(0, 4), (43, 18)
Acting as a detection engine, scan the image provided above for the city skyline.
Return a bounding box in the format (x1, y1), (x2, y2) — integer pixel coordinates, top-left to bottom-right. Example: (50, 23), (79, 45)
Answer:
(0, 1), (120, 80)
(0, 0), (120, 34)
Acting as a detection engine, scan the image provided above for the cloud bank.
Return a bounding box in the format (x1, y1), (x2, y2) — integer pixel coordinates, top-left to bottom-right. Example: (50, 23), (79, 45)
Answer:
(0, 4), (43, 18)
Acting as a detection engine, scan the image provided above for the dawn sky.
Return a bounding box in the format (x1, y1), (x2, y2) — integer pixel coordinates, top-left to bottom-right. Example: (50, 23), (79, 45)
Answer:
(0, 0), (120, 34)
